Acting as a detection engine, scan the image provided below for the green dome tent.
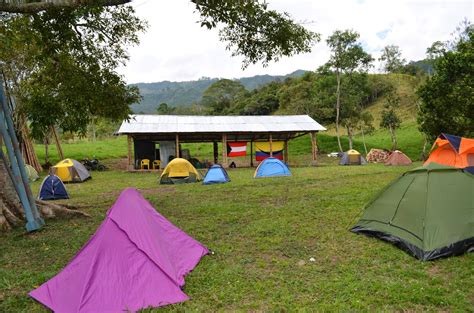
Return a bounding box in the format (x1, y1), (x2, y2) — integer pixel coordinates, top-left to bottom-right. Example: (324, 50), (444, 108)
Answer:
(351, 163), (473, 261)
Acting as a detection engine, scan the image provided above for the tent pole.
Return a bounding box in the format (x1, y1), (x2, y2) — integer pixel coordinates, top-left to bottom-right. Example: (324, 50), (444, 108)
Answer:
(175, 133), (180, 158)
(222, 133), (228, 168)
(269, 133), (273, 157)
(127, 135), (132, 170)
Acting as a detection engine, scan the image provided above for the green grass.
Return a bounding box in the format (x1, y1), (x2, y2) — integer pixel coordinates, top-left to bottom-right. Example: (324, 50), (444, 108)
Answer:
(1, 163), (473, 312)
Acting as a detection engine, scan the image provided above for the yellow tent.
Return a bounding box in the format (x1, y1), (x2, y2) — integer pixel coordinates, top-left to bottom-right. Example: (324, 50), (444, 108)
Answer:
(160, 158), (201, 184)
(51, 159), (91, 183)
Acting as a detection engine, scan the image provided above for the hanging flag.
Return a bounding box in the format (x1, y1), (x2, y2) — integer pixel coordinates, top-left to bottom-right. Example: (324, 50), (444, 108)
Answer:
(255, 141), (284, 161)
(227, 142), (247, 157)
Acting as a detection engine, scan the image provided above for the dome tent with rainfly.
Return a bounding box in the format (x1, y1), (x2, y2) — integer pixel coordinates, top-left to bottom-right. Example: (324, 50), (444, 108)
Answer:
(160, 158), (202, 184)
(385, 150), (412, 166)
(254, 157), (291, 178)
(351, 163), (474, 261)
(38, 175), (69, 200)
(25, 164), (39, 182)
(339, 149), (367, 165)
(424, 133), (474, 168)
(203, 164), (230, 185)
(51, 158), (91, 183)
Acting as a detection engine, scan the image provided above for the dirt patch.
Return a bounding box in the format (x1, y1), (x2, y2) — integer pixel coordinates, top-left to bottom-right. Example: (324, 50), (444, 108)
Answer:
(105, 158), (129, 171)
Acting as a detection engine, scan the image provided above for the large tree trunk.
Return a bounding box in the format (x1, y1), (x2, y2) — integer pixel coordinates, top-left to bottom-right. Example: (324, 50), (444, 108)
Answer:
(335, 72), (343, 152)
(0, 157), (89, 231)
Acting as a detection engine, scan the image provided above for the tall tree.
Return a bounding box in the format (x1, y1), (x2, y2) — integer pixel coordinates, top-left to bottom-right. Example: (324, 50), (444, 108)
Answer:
(380, 88), (401, 150)
(201, 79), (247, 114)
(417, 21), (473, 139)
(379, 45), (406, 73)
(325, 29), (372, 152)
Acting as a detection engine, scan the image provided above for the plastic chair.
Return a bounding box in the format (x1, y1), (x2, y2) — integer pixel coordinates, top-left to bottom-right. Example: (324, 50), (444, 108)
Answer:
(152, 160), (161, 169)
(140, 159), (150, 170)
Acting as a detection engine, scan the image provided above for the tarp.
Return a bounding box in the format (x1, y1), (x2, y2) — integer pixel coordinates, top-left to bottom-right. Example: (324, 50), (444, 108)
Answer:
(30, 188), (208, 312)
(366, 149), (390, 163)
(255, 141), (284, 161)
(385, 150), (412, 166)
(160, 158), (202, 184)
(351, 163), (474, 260)
(203, 164), (230, 185)
(25, 164), (39, 182)
(38, 175), (69, 200)
(424, 133), (474, 168)
(51, 158), (91, 183)
(254, 157), (291, 178)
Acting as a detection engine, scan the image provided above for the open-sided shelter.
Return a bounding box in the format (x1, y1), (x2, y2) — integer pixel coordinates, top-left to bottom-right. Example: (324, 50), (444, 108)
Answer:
(117, 115), (326, 169)
(160, 158), (202, 184)
(385, 150), (412, 166)
(203, 164), (230, 185)
(339, 149), (367, 165)
(38, 175), (69, 200)
(30, 188), (208, 312)
(351, 163), (474, 260)
(424, 133), (474, 168)
(254, 157), (291, 178)
(51, 158), (91, 183)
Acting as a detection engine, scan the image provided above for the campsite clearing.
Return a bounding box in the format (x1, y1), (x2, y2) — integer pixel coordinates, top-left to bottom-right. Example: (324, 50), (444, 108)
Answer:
(1, 164), (473, 311)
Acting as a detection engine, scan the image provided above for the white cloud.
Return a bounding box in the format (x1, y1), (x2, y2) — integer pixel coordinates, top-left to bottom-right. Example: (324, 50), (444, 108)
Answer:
(117, 0), (473, 83)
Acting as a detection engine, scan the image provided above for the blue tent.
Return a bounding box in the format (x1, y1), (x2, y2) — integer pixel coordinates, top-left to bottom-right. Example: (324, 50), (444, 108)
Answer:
(254, 157), (291, 178)
(38, 175), (69, 200)
(203, 164), (230, 185)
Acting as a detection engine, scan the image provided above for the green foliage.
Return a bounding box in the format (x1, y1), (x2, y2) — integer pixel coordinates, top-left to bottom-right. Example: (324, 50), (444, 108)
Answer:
(417, 21), (474, 139)
(0, 5), (146, 138)
(201, 79), (247, 114)
(231, 81), (281, 115)
(193, 0), (319, 68)
(380, 88), (401, 150)
(156, 103), (175, 115)
(379, 45), (406, 73)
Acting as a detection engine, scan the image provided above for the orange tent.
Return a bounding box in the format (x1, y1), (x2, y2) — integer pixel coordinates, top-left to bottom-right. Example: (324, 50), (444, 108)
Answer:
(424, 134), (474, 168)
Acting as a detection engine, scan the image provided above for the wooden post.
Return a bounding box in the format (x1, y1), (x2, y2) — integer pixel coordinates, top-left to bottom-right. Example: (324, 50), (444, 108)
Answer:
(51, 125), (64, 160)
(269, 133), (273, 157)
(310, 132), (317, 165)
(175, 133), (180, 158)
(213, 141), (218, 164)
(127, 135), (132, 170)
(222, 134), (228, 168)
(284, 140), (289, 164)
(250, 140), (254, 167)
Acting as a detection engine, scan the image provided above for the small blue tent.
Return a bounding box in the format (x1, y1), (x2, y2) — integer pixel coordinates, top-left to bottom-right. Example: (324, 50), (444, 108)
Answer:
(38, 175), (69, 200)
(254, 157), (291, 178)
(203, 164), (230, 185)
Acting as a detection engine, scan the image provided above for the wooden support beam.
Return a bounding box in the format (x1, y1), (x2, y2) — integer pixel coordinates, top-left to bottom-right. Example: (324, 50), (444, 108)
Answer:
(213, 141), (218, 164)
(269, 133), (273, 157)
(310, 132), (317, 165)
(222, 134), (228, 168)
(250, 140), (254, 167)
(51, 125), (64, 161)
(175, 133), (180, 158)
(284, 140), (289, 164)
(127, 135), (132, 170)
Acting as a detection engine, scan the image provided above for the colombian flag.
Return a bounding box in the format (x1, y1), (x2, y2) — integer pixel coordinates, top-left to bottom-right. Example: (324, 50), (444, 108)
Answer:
(255, 142), (284, 161)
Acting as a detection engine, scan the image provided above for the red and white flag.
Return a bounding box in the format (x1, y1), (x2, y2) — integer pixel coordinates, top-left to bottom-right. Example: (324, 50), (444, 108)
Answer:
(227, 142), (247, 157)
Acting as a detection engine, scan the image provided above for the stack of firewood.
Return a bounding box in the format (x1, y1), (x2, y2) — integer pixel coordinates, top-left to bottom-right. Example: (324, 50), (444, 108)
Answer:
(366, 149), (390, 163)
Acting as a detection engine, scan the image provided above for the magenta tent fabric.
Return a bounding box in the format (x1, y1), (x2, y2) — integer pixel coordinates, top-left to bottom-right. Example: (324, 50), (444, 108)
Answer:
(29, 188), (208, 312)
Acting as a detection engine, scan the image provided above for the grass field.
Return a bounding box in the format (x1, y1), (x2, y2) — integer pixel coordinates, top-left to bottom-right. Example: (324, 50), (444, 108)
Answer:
(1, 162), (473, 312)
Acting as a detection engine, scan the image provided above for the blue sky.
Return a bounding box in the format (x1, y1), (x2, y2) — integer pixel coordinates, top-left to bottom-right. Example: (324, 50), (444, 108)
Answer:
(118, 0), (473, 83)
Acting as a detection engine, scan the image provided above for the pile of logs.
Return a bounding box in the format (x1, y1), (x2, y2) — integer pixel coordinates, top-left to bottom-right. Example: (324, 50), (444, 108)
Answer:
(366, 148), (390, 163)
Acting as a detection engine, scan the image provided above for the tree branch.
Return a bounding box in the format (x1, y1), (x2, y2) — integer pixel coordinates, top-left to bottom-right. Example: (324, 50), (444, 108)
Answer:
(0, 0), (131, 13)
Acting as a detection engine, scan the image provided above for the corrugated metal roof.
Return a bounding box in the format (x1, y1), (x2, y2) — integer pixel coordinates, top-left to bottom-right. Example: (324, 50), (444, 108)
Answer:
(117, 115), (326, 134)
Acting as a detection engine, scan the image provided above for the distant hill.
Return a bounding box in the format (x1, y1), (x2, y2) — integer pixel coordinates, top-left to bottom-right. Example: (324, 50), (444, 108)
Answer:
(130, 70), (308, 113)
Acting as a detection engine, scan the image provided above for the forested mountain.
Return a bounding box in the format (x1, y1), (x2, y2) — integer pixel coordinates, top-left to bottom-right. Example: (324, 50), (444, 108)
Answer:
(130, 70), (307, 113)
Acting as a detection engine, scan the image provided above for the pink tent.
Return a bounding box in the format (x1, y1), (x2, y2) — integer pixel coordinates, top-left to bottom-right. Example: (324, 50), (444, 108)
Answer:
(29, 188), (208, 312)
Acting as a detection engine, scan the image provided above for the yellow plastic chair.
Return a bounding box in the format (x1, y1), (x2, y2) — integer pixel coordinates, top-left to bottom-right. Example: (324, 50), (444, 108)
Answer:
(152, 160), (161, 170)
(140, 159), (150, 170)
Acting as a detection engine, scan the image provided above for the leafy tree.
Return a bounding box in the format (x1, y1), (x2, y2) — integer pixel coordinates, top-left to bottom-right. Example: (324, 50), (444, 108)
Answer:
(325, 29), (373, 152)
(379, 45), (406, 73)
(201, 79), (247, 114)
(380, 88), (401, 150)
(156, 103), (175, 115)
(231, 81), (281, 115)
(417, 21), (474, 139)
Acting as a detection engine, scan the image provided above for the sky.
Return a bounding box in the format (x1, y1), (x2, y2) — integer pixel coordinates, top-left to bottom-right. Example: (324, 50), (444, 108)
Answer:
(118, 0), (473, 84)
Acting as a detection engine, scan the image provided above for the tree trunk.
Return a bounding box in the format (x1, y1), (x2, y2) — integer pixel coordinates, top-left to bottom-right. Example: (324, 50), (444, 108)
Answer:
(347, 125), (353, 150)
(389, 126), (397, 150)
(335, 71), (343, 152)
(361, 127), (368, 155)
(0, 157), (89, 231)
(44, 136), (49, 164)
